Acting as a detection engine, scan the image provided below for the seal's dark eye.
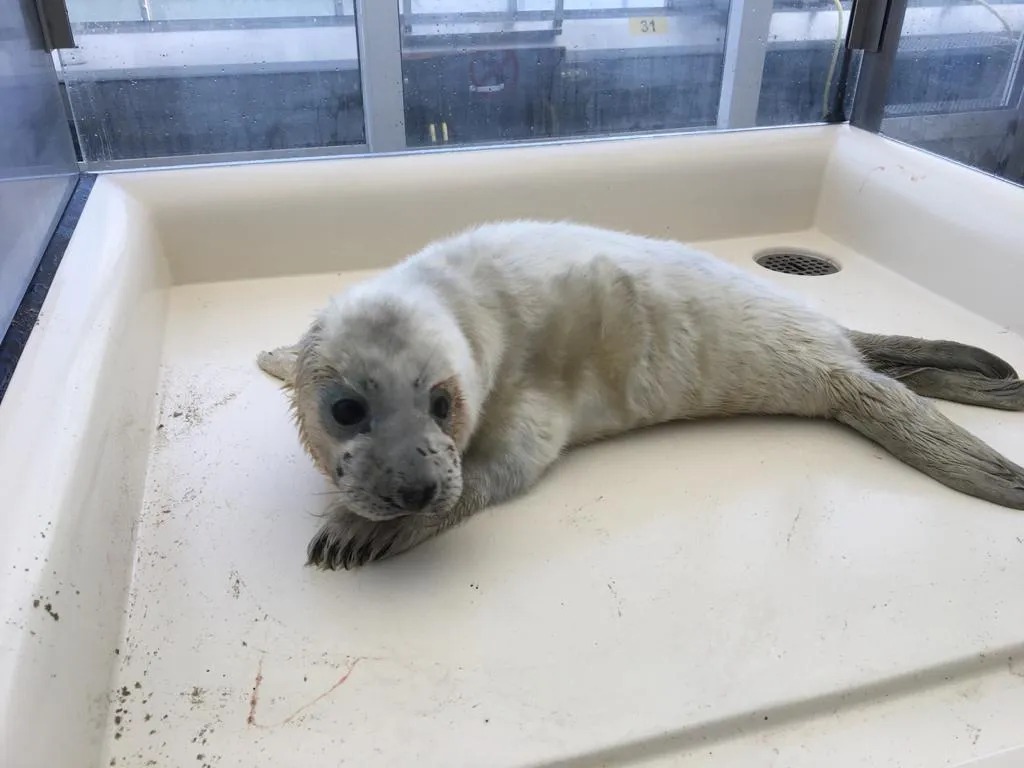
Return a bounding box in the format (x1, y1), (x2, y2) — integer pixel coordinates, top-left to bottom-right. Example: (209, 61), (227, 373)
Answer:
(430, 391), (451, 421)
(331, 398), (366, 427)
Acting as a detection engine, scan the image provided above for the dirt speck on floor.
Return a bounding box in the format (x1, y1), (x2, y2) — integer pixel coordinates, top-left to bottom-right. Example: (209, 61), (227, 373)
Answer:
(189, 686), (205, 707)
(164, 378), (239, 432)
(192, 723), (213, 745)
(31, 596), (60, 621)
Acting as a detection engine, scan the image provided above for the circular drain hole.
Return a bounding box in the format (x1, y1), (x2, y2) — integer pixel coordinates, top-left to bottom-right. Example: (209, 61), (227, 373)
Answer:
(754, 249), (840, 276)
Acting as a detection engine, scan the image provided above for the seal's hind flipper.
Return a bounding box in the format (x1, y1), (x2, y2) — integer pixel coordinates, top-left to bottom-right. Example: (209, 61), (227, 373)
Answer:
(847, 329), (1017, 379)
(879, 366), (1024, 411)
(832, 369), (1024, 509)
(846, 329), (1022, 410)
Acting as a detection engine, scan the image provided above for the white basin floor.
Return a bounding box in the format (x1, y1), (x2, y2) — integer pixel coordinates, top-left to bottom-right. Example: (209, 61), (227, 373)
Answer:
(104, 230), (1024, 768)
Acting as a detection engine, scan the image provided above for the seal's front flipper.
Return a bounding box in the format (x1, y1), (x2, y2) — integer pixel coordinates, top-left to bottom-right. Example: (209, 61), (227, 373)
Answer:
(257, 344), (299, 386)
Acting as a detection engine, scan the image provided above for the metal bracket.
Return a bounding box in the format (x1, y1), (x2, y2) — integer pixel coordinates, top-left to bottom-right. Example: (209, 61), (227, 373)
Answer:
(33, 0), (76, 51)
(846, 0), (890, 53)
(848, 0), (908, 132)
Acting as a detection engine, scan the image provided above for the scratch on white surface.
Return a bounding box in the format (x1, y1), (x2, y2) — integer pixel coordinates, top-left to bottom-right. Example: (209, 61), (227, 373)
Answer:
(247, 656), (363, 729)
(785, 508), (804, 547)
(1009, 656), (1024, 679)
(857, 165), (886, 194)
(246, 657), (263, 726)
(966, 723), (981, 746)
(281, 657), (363, 726)
(607, 581), (623, 618)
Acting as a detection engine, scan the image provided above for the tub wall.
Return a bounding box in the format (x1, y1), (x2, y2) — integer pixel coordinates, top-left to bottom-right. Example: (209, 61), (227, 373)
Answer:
(109, 125), (836, 284)
(0, 179), (170, 768)
(816, 127), (1024, 335)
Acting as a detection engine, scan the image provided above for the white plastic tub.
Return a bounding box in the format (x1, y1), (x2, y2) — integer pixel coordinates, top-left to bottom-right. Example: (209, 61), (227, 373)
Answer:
(2, 125), (1024, 768)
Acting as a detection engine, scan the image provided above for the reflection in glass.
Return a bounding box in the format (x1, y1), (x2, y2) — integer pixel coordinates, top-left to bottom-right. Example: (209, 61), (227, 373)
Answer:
(0, 0), (78, 339)
(59, 0), (364, 164)
(881, 0), (1024, 185)
(398, 0), (729, 147)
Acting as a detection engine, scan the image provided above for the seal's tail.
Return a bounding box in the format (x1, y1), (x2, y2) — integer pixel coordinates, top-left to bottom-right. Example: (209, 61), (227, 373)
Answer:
(846, 330), (1024, 411)
(832, 369), (1024, 510)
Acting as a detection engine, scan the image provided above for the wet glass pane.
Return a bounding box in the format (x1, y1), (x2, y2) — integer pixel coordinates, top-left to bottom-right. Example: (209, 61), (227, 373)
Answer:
(760, 0), (860, 127)
(59, 1), (364, 165)
(399, 0), (723, 147)
(58, 0), (866, 164)
(1, 0), (78, 338)
(880, 0), (1024, 185)
(397, 0), (858, 148)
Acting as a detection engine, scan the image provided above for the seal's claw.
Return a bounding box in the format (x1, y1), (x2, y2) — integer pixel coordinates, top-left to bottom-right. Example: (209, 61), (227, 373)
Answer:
(306, 512), (427, 570)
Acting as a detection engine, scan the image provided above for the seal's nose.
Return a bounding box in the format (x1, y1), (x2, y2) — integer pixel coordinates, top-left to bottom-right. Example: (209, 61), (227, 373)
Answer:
(397, 482), (437, 512)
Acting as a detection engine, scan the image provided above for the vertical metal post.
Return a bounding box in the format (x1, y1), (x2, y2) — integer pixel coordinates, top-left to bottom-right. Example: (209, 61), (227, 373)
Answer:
(355, 0), (408, 152)
(848, 0), (909, 133)
(33, 0), (76, 50)
(1003, 95), (1024, 183)
(998, 32), (1024, 107)
(716, 0), (774, 129)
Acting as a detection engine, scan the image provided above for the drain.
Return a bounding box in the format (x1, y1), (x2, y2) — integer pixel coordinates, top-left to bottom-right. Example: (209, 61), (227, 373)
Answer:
(754, 249), (840, 276)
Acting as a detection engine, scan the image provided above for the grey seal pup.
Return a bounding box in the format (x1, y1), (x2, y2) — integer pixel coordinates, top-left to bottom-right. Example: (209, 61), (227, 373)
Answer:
(258, 220), (1024, 569)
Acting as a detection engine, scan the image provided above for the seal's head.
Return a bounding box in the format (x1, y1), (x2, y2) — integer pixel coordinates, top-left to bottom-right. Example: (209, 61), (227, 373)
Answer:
(290, 286), (477, 522)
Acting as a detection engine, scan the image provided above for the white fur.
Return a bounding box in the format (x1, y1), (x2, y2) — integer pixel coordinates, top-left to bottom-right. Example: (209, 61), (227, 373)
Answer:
(262, 220), (1024, 569)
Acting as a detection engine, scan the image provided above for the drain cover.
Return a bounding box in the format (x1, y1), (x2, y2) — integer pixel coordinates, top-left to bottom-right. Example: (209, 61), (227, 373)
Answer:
(754, 249), (839, 276)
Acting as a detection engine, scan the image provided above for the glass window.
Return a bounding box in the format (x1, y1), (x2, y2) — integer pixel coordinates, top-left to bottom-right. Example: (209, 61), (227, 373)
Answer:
(398, 0), (727, 148)
(396, 0), (869, 148)
(759, 0), (859, 127)
(879, 0), (1024, 184)
(55, 0), (871, 166)
(58, 0), (364, 166)
(1, 0), (78, 338)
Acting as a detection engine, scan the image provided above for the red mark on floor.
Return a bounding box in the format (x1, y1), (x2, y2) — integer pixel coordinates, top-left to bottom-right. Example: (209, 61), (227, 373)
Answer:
(246, 658), (264, 726)
(281, 657), (363, 726)
(246, 656), (363, 729)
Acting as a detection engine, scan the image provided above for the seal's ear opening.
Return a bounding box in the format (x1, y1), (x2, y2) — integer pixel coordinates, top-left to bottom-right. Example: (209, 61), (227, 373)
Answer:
(291, 317), (327, 386)
(437, 374), (469, 447)
(284, 318), (338, 480)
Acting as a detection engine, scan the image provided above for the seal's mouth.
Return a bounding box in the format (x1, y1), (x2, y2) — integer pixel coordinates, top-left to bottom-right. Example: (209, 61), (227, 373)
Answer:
(350, 506), (414, 522)
(378, 496), (418, 518)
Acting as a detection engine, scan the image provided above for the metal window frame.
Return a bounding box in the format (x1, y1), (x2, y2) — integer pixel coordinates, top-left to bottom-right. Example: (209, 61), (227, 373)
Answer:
(34, 0), (76, 50)
(354, 0), (407, 152)
(848, 0), (910, 132)
(1005, 97), (1024, 181)
(81, 143), (369, 174)
(716, 0), (774, 129)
